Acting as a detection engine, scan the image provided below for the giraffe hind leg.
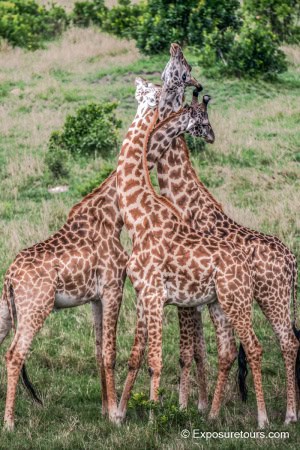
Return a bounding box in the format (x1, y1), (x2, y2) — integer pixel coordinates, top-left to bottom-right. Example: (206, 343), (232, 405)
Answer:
(257, 293), (299, 424)
(3, 292), (53, 431)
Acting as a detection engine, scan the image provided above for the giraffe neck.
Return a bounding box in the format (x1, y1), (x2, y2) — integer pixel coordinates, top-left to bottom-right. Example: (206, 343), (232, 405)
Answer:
(117, 108), (189, 240)
(157, 136), (224, 229)
(117, 107), (157, 239)
(158, 86), (184, 121)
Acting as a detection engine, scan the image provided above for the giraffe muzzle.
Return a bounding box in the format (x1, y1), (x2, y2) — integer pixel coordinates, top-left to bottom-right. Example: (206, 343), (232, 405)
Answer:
(187, 77), (203, 90)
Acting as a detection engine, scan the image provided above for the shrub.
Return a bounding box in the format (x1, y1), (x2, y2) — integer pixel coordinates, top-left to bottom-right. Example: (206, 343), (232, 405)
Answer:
(45, 133), (70, 180)
(185, 134), (207, 154)
(135, 0), (194, 54)
(198, 16), (287, 78)
(243, 0), (300, 42)
(131, 0), (241, 55)
(187, 0), (241, 48)
(72, 0), (107, 27)
(48, 102), (122, 159)
(102, 0), (142, 39)
(77, 162), (115, 196)
(0, 0), (68, 49)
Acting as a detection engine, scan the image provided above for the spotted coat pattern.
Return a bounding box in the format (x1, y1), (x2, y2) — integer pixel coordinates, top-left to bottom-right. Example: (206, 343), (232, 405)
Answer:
(116, 96), (269, 429)
(157, 135), (299, 424)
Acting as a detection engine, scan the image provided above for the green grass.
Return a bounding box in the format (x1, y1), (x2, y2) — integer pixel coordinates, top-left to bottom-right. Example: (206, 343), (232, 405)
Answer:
(0, 28), (299, 449)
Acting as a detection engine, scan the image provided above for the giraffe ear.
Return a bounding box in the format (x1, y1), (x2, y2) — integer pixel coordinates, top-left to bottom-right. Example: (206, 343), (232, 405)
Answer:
(135, 77), (148, 88)
(170, 43), (183, 58)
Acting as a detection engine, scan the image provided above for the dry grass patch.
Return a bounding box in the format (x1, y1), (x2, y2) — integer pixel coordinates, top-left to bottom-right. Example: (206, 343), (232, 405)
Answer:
(282, 44), (300, 68)
(0, 27), (138, 79)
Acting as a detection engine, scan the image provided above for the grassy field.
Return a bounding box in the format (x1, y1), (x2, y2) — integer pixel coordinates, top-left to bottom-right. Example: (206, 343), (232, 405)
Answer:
(0, 13), (300, 450)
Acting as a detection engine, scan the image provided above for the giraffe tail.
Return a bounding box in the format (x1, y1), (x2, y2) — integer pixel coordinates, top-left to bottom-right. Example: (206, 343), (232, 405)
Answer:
(237, 343), (248, 402)
(2, 279), (43, 405)
(291, 257), (300, 392)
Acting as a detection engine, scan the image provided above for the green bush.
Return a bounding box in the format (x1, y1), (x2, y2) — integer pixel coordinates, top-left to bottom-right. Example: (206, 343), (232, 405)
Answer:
(48, 102), (122, 159)
(45, 133), (70, 180)
(102, 0), (142, 39)
(135, 0), (192, 54)
(0, 0), (68, 49)
(243, 0), (300, 42)
(126, 0), (241, 55)
(187, 0), (241, 48)
(199, 16), (287, 78)
(185, 134), (207, 154)
(72, 0), (107, 27)
(77, 162), (115, 196)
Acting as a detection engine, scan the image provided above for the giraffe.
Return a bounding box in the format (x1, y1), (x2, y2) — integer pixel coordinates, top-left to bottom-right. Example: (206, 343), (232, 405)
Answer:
(157, 42), (210, 413)
(116, 87), (269, 428)
(156, 88), (300, 424)
(0, 50), (200, 430)
(0, 171), (129, 430)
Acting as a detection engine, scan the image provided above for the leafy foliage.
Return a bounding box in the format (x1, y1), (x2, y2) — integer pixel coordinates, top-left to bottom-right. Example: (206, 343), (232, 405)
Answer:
(187, 0), (241, 48)
(102, 0), (142, 39)
(243, 0), (300, 42)
(128, 391), (194, 433)
(185, 134), (207, 154)
(48, 102), (122, 160)
(0, 0), (68, 49)
(135, 0), (192, 54)
(72, 0), (107, 27)
(45, 132), (70, 181)
(198, 16), (287, 78)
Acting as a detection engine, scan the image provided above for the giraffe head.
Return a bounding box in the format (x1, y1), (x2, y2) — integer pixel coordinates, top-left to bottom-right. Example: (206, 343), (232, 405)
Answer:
(135, 77), (161, 116)
(186, 89), (215, 144)
(159, 43), (202, 120)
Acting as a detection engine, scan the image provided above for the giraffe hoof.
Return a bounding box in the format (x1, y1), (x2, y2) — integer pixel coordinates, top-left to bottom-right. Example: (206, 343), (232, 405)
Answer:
(3, 421), (14, 432)
(111, 410), (125, 426)
(284, 414), (297, 425)
(258, 418), (269, 429)
(208, 412), (218, 421)
(197, 400), (208, 413)
(101, 408), (108, 417)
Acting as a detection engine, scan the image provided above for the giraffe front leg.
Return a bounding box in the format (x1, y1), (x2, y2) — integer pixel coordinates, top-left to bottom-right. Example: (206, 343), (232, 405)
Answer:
(117, 298), (148, 423)
(177, 307), (195, 410)
(101, 285), (124, 423)
(237, 327), (268, 429)
(193, 308), (208, 412)
(91, 301), (108, 417)
(145, 296), (164, 406)
(208, 302), (237, 420)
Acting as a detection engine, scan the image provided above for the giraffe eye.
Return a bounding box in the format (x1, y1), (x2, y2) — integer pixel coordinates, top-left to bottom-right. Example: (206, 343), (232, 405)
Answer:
(182, 73), (186, 81)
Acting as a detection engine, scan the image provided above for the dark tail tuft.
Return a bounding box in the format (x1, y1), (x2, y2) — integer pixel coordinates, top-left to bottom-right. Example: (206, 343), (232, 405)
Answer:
(21, 364), (43, 406)
(293, 324), (300, 392)
(238, 343), (248, 402)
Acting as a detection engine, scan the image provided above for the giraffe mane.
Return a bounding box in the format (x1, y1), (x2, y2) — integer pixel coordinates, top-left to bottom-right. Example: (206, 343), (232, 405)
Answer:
(142, 110), (182, 220)
(67, 169), (116, 220)
(178, 136), (224, 212)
